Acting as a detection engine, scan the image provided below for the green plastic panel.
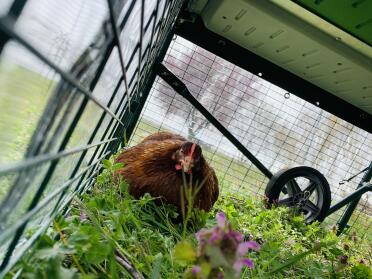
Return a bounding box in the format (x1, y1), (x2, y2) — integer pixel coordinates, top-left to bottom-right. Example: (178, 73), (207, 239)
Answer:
(293, 0), (372, 46)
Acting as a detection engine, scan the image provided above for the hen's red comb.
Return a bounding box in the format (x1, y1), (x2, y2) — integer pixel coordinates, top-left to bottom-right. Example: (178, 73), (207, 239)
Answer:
(188, 143), (196, 158)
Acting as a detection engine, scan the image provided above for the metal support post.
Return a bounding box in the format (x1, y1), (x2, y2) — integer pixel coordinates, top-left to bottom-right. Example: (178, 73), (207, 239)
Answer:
(337, 162), (372, 234)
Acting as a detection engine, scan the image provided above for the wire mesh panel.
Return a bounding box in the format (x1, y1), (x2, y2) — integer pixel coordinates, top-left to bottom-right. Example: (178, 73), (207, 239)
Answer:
(131, 36), (372, 235)
(0, 0), (184, 274)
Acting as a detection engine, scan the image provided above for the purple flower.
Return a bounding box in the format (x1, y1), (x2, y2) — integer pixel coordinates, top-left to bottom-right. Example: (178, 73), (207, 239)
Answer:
(216, 212), (226, 229)
(233, 258), (254, 273)
(226, 230), (244, 243)
(191, 265), (201, 276)
(195, 229), (212, 243)
(209, 228), (223, 244)
(237, 241), (261, 255)
(192, 211), (259, 278)
(80, 210), (87, 221)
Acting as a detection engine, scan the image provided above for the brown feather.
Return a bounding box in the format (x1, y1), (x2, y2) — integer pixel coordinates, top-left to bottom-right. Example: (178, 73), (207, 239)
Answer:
(114, 132), (219, 212)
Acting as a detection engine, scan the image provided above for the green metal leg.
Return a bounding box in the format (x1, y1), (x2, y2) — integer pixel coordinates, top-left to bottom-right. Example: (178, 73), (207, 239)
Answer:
(327, 183), (371, 215)
(337, 162), (372, 235)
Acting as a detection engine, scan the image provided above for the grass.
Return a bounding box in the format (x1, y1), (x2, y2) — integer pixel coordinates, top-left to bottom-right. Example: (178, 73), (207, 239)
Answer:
(0, 64), (54, 200)
(5, 157), (371, 278)
(0, 63), (54, 164)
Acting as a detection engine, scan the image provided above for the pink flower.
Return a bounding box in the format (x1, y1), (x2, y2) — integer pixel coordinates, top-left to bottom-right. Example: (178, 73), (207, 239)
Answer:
(191, 265), (201, 276)
(80, 210), (87, 221)
(193, 212), (259, 277)
(226, 230), (244, 243)
(233, 258), (254, 273)
(237, 241), (261, 255)
(216, 212), (226, 229)
(209, 228), (223, 244)
(195, 229), (210, 240)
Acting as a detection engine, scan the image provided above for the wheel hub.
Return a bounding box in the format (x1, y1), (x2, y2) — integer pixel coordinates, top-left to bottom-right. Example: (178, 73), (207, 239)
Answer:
(294, 190), (311, 207)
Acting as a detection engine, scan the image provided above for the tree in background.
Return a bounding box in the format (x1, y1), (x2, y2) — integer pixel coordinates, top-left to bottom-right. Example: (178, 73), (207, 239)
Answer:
(153, 37), (263, 142)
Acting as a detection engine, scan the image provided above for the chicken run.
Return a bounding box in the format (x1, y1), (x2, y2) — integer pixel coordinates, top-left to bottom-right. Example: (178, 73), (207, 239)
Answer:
(0, 0), (372, 278)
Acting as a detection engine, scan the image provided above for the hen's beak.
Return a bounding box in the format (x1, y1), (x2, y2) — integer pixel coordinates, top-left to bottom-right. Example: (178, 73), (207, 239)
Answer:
(181, 156), (193, 173)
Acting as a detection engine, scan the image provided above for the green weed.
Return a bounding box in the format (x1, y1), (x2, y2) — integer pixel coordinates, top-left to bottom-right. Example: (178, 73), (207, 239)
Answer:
(5, 155), (371, 278)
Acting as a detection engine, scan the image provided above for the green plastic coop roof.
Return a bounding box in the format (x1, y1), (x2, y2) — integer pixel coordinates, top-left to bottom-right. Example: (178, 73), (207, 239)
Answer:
(294, 0), (372, 47)
(188, 0), (372, 116)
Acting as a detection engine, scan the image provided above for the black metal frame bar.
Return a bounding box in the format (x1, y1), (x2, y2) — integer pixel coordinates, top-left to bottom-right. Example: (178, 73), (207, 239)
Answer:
(174, 15), (372, 134)
(0, 138), (117, 175)
(107, 0), (131, 110)
(0, 0), (27, 54)
(0, 0), (185, 273)
(332, 162), (372, 234)
(157, 63), (273, 179)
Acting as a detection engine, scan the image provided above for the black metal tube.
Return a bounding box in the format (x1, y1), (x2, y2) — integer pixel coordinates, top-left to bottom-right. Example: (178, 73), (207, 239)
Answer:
(0, 0), (28, 54)
(327, 182), (372, 216)
(107, 0), (130, 110)
(0, 137), (116, 175)
(336, 162), (372, 234)
(156, 63), (273, 179)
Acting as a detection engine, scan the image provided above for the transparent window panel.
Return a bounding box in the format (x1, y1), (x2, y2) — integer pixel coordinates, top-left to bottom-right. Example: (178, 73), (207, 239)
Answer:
(65, 73), (125, 157)
(13, 0), (108, 71)
(90, 50), (124, 109)
(66, 101), (107, 149)
(36, 153), (103, 219)
(0, 41), (59, 164)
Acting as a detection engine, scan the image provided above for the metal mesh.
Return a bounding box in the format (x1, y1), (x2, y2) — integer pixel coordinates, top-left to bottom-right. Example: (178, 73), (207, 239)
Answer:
(0, 0), (371, 274)
(0, 0), (184, 274)
(131, 36), (372, 233)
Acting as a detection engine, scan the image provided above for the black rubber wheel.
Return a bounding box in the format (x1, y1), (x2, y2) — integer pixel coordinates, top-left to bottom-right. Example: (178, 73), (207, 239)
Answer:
(265, 166), (331, 223)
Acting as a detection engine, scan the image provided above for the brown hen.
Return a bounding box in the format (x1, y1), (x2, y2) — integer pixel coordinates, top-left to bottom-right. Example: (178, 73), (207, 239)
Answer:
(114, 131), (219, 212)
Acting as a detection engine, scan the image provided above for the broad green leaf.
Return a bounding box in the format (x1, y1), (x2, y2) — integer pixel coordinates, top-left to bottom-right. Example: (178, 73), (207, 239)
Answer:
(102, 159), (112, 169)
(119, 181), (128, 193)
(84, 241), (112, 265)
(112, 162), (124, 171)
(34, 244), (74, 260)
(174, 241), (196, 263)
(150, 253), (163, 279)
(328, 247), (343, 256)
(200, 261), (211, 278)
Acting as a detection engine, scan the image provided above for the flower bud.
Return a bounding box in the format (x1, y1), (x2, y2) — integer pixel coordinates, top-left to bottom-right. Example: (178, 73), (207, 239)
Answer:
(343, 243), (350, 251)
(339, 255), (348, 265)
